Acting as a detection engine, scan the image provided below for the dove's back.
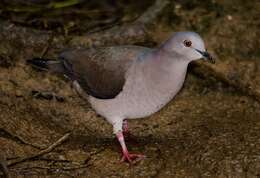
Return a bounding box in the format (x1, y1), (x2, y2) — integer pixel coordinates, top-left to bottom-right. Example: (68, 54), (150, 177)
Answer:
(59, 46), (152, 99)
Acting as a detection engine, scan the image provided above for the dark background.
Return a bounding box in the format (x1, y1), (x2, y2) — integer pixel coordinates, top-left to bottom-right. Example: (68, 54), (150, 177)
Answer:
(0, 0), (259, 177)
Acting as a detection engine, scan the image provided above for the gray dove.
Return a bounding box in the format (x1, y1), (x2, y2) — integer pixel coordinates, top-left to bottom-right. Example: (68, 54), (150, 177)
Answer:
(27, 31), (214, 163)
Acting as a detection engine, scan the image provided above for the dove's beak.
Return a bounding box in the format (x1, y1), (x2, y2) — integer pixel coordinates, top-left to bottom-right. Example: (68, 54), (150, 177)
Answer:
(195, 49), (215, 64)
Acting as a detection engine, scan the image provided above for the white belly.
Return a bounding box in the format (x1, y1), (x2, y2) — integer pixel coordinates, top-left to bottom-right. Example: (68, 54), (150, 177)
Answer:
(88, 57), (189, 125)
(88, 69), (186, 124)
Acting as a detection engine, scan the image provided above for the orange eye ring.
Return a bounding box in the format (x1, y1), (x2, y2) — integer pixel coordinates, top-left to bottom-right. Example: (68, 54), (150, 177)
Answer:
(184, 40), (192, 47)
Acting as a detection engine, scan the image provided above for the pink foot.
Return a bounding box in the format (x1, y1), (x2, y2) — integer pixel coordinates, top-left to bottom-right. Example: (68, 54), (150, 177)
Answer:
(116, 131), (145, 163)
(120, 151), (145, 163)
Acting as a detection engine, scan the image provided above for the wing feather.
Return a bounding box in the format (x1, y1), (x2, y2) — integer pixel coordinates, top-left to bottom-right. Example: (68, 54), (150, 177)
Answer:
(59, 46), (150, 99)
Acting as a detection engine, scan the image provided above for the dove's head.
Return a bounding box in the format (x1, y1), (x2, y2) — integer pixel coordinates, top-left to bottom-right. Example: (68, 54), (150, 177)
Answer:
(161, 31), (214, 63)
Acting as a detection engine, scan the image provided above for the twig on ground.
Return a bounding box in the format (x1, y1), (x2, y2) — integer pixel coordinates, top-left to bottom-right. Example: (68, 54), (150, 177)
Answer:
(40, 33), (54, 58)
(0, 153), (10, 178)
(192, 61), (260, 103)
(69, 0), (170, 47)
(11, 164), (91, 171)
(7, 132), (71, 167)
(0, 128), (45, 149)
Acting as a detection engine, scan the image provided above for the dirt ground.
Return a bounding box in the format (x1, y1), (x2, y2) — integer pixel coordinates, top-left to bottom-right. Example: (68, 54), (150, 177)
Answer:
(0, 0), (259, 177)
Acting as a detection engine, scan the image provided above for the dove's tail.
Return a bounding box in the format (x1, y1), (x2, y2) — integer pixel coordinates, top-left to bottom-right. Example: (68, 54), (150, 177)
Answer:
(27, 58), (65, 74)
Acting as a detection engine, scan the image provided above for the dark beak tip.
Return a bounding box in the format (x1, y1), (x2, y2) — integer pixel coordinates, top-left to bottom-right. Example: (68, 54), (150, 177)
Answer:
(203, 52), (215, 64)
(195, 49), (215, 64)
(208, 55), (215, 64)
(210, 59), (216, 64)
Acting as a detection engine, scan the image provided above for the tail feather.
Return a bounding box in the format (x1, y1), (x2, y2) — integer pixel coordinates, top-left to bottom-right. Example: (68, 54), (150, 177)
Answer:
(27, 58), (65, 73)
(27, 58), (50, 70)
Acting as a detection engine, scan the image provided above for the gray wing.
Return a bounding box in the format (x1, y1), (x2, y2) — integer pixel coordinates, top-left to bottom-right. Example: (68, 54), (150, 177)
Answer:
(59, 46), (151, 99)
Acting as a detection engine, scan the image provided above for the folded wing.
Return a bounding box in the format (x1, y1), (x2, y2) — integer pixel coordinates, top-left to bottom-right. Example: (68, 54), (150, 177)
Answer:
(59, 46), (150, 99)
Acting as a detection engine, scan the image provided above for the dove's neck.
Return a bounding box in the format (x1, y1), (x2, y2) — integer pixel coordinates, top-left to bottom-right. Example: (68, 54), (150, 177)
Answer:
(142, 49), (189, 79)
(139, 49), (189, 100)
(153, 48), (189, 67)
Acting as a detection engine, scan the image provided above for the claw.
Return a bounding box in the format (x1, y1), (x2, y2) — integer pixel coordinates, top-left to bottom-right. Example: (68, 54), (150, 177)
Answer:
(120, 152), (145, 163)
(116, 131), (145, 163)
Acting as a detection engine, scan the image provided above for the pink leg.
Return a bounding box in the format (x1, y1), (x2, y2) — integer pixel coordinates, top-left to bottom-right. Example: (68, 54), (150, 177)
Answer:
(122, 120), (138, 143)
(116, 131), (145, 163)
(122, 120), (129, 134)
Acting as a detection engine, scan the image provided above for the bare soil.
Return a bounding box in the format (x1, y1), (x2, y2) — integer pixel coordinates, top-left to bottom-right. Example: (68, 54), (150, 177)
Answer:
(0, 0), (259, 177)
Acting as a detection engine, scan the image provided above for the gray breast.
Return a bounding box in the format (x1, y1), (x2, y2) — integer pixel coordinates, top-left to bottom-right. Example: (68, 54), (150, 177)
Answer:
(88, 54), (189, 120)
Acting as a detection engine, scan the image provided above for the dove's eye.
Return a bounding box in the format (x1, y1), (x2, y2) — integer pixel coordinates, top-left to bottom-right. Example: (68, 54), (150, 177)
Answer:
(184, 40), (192, 47)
